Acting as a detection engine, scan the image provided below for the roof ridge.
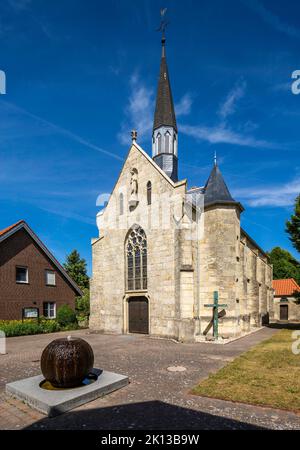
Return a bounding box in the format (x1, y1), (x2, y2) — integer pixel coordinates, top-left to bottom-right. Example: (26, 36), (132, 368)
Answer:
(0, 220), (25, 237)
(272, 278), (300, 295)
(133, 142), (186, 187)
(0, 220), (83, 296)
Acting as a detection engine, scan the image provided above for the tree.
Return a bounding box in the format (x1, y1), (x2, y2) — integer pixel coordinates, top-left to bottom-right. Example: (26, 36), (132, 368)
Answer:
(63, 250), (89, 290)
(286, 195), (300, 253)
(268, 247), (300, 285)
(75, 288), (90, 319)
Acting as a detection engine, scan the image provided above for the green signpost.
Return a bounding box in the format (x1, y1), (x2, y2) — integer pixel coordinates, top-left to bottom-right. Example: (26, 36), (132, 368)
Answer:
(204, 291), (227, 340)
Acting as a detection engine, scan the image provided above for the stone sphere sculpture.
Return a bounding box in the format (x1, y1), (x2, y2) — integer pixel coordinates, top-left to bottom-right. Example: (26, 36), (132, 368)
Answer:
(41, 336), (94, 388)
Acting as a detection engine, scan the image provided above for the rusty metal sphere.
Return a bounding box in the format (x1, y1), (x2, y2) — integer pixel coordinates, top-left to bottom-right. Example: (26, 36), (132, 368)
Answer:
(41, 336), (94, 388)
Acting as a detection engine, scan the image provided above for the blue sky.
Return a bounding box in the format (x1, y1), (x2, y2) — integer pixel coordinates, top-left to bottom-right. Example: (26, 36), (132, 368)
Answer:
(0, 0), (300, 274)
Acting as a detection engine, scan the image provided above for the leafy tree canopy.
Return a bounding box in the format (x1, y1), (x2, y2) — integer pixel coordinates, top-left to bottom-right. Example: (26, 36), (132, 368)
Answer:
(286, 195), (300, 253)
(267, 247), (300, 285)
(76, 288), (90, 319)
(63, 250), (89, 290)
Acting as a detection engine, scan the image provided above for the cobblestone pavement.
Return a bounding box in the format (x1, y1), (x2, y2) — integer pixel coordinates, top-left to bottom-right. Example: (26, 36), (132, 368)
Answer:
(0, 327), (299, 430)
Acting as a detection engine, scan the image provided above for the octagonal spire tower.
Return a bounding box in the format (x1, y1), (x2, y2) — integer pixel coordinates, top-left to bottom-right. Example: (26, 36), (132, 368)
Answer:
(152, 31), (178, 182)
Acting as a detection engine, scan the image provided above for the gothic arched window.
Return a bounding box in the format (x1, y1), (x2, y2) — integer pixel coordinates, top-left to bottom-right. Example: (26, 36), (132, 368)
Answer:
(174, 134), (177, 155)
(147, 181), (152, 205)
(119, 193), (124, 215)
(157, 133), (162, 153)
(165, 131), (170, 153)
(126, 226), (147, 291)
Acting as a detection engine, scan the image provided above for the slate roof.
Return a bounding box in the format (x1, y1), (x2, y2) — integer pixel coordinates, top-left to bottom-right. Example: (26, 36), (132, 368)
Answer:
(204, 164), (243, 211)
(272, 278), (300, 296)
(153, 40), (177, 132)
(204, 164), (234, 204)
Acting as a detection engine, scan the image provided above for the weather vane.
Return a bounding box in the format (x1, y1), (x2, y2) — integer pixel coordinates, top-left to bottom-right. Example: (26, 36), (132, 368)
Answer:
(214, 150), (217, 167)
(157, 8), (169, 41)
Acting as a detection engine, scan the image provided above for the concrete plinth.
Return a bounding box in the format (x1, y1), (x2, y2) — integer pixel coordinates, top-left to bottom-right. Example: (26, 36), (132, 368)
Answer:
(6, 369), (129, 417)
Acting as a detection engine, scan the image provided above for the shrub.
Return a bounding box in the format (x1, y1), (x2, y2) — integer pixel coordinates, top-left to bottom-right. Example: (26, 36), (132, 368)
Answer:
(0, 319), (60, 337)
(56, 304), (77, 327)
(39, 318), (61, 333)
(75, 288), (90, 320)
(0, 317), (76, 338)
(0, 320), (41, 337)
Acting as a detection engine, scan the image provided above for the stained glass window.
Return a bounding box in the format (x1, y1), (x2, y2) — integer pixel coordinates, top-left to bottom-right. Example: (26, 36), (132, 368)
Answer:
(126, 226), (147, 291)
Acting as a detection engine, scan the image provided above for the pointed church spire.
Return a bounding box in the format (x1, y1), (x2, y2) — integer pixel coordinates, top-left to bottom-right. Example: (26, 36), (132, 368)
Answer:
(152, 9), (178, 182)
(153, 36), (177, 132)
(204, 163), (243, 211)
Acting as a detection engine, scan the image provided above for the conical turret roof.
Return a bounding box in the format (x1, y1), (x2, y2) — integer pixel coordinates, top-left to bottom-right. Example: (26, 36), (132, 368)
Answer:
(204, 163), (243, 211)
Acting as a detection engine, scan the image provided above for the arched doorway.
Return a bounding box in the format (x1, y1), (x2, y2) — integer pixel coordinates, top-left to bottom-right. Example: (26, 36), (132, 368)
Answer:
(128, 296), (149, 334)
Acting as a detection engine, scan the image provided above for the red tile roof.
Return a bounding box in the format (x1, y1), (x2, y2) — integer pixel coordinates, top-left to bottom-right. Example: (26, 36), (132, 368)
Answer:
(272, 278), (300, 296)
(0, 220), (25, 237)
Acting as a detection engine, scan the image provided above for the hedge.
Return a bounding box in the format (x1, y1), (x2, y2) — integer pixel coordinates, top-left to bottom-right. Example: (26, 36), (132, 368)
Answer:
(0, 318), (78, 338)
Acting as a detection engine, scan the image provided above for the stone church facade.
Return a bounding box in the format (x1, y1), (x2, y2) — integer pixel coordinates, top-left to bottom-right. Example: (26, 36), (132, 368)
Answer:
(90, 34), (273, 342)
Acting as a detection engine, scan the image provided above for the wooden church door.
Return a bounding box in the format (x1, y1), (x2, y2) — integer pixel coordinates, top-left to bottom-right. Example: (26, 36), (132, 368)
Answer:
(128, 297), (149, 334)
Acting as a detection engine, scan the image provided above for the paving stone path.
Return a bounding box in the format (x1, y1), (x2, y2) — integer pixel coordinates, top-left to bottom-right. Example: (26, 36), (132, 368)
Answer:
(0, 327), (299, 430)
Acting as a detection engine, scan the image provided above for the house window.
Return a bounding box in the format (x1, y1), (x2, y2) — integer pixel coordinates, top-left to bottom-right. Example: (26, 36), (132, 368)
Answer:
(119, 193), (124, 215)
(16, 266), (28, 284)
(43, 302), (56, 319)
(45, 270), (56, 286)
(147, 181), (152, 205)
(126, 226), (147, 291)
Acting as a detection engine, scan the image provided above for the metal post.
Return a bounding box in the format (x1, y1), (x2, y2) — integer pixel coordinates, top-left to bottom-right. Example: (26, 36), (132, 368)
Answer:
(213, 291), (218, 339)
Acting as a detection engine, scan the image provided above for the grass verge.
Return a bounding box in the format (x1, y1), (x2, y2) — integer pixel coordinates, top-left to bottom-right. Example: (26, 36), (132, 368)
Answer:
(192, 329), (300, 412)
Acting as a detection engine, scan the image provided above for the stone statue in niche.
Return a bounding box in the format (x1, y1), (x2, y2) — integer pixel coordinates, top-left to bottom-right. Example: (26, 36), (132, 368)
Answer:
(129, 168), (139, 209)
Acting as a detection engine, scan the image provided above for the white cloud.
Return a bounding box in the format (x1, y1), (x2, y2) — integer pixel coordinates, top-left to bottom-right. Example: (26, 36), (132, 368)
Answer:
(218, 80), (246, 120)
(7, 0), (31, 11)
(271, 81), (292, 93)
(242, 0), (300, 39)
(181, 123), (278, 149)
(181, 79), (279, 149)
(40, 206), (95, 225)
(175, 93), (193, 116)
(0, 99), (123, 161)
(119, 72), (193, 145)
(118, 73), (154, 146)
(233, 178), (300, 207)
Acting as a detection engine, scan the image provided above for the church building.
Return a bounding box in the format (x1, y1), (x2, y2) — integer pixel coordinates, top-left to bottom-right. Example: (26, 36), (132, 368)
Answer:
(90, 33), (273, 342)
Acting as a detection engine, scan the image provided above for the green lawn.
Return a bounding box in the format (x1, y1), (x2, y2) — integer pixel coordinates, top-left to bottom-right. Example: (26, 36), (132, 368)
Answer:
(192, 329), (300, 412)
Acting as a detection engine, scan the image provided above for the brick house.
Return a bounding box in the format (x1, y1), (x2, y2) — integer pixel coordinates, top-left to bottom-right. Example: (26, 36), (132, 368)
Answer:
(272, 279), (300, 323)
(0, 220), (83, 320)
